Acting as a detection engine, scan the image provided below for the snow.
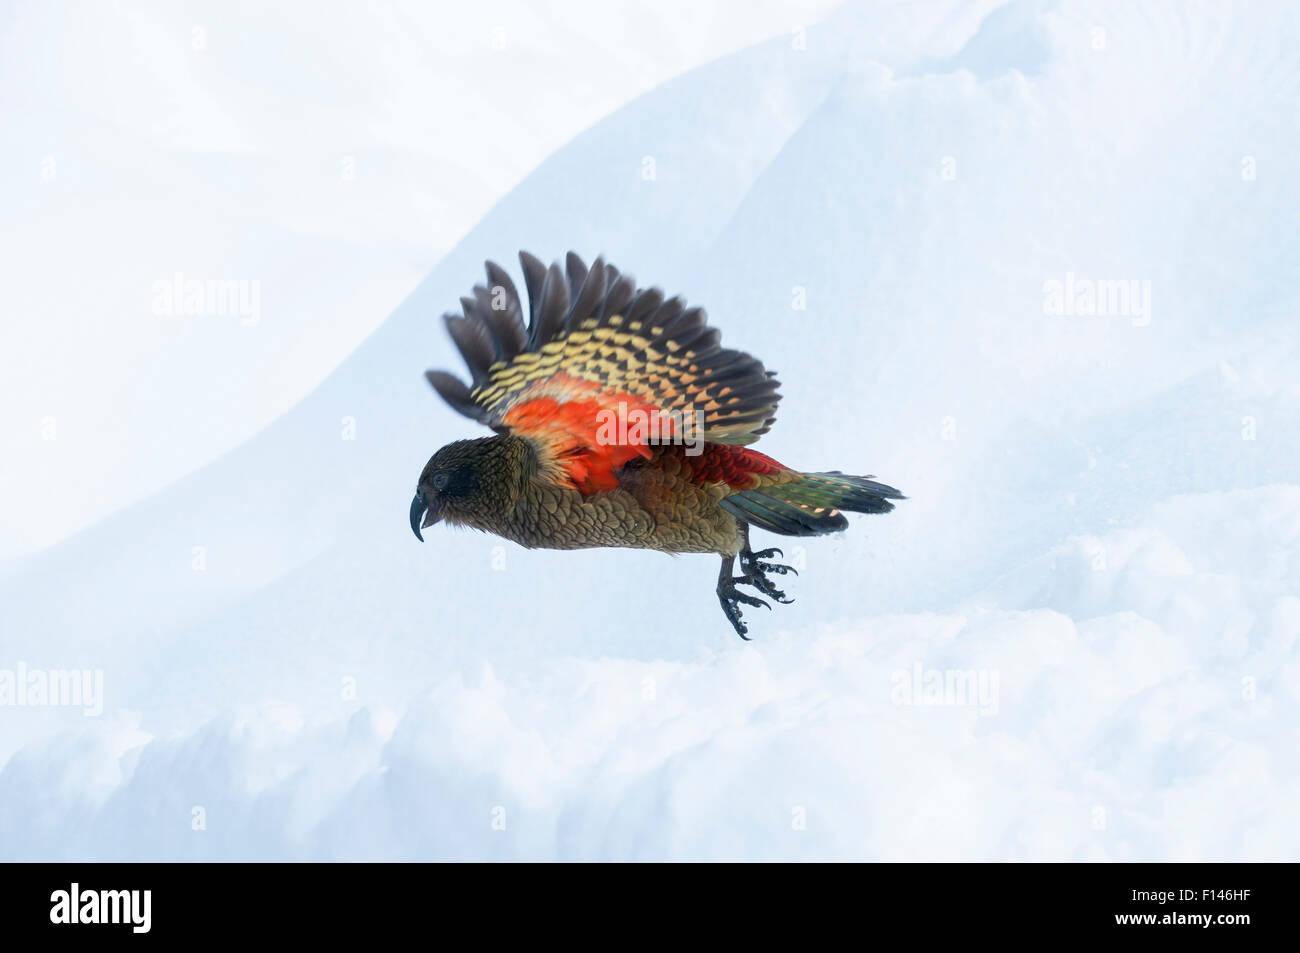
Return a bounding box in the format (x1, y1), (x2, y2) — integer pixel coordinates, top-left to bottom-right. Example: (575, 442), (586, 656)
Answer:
(1, 0), (1298, 860)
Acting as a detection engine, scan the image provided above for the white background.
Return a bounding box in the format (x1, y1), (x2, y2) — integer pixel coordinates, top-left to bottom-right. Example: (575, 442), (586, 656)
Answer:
(1, 0), (1297, 860)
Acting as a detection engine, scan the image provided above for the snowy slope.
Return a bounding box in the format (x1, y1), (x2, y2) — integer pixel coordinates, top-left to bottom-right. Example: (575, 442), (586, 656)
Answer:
(0, 0), (839, 553)
(2, 0), (1298, 860)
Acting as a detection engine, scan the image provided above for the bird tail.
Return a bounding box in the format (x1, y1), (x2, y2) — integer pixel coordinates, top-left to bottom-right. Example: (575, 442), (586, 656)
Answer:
(719, 471), (905, 537)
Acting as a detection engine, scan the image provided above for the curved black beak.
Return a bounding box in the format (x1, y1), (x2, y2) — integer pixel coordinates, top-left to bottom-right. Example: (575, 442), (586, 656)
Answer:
(410, 494), (427, 542)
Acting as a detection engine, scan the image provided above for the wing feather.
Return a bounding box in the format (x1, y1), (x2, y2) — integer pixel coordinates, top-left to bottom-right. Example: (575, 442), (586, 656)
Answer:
(425, 252), (784, 491)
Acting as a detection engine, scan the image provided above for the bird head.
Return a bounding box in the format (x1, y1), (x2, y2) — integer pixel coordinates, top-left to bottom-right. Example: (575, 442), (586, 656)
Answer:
(409, 436), (522, 541)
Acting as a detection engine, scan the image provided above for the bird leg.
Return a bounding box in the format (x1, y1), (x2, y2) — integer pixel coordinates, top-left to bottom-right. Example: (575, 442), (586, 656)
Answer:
(715, 525), (799, 639)
(738, 522), (797, 605)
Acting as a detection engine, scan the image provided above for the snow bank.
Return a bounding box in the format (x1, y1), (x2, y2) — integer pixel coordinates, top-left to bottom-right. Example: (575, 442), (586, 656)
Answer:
(2, 0), (1298, 859)
(3, 486), (1295, 860)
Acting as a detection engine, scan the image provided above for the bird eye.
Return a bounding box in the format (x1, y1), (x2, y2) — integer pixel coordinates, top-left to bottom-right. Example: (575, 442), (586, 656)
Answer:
(433, 472), (450, 491)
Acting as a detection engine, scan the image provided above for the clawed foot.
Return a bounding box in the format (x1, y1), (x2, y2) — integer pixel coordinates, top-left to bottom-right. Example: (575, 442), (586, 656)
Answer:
(739, 547), (797, 603)
(716, 547), (799, 639)
(717, 576), (769, 640)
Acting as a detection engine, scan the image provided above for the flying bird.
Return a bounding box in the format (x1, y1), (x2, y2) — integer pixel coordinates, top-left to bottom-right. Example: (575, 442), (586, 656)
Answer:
(411, 252), (904, 638)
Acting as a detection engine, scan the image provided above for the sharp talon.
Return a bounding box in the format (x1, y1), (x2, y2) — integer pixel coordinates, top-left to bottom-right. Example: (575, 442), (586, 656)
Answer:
(749, 575), (792, 604)
(728, 584), (768, 611)
(720, 596), (753, 639)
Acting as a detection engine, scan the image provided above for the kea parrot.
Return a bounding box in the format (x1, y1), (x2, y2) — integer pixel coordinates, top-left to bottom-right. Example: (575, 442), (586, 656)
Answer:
(411, 252), (904, 638)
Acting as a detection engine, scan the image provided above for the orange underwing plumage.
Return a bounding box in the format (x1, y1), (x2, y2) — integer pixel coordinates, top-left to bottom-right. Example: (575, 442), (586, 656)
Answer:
(500, 373), (660, 493)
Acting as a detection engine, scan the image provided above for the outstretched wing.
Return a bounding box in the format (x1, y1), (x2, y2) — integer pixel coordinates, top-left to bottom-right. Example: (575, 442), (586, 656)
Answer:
(426, 251), (782, 494)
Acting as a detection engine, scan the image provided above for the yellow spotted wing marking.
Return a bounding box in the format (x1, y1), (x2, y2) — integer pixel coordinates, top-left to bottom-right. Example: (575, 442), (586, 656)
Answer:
(468, 318), (757, 441)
